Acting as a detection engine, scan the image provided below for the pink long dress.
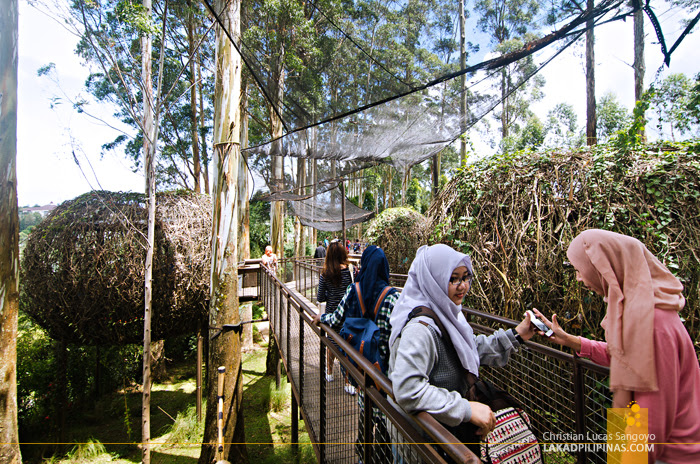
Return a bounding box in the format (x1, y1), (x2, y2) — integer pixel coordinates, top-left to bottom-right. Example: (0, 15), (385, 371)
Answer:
(578, 309), (700, 463)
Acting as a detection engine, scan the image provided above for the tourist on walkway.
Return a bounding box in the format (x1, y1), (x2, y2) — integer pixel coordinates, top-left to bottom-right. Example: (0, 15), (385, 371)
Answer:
(388, 244), (537, 457)
(261, 245), (278, 274)
(534, 229), (700, 463)
(314, 241), (326, 259)
(314, 240), (355, 387)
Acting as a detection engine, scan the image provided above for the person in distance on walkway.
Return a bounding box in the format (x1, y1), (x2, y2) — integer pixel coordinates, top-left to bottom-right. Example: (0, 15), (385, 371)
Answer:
(314, 241), (326, 259)
(534, 229), (700, 463)
(261, 245), (278, 274)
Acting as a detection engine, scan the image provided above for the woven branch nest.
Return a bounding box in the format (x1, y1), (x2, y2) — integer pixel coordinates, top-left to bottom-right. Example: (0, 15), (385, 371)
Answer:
(21, 190), (212, 345)
(427, 142), (700, 351)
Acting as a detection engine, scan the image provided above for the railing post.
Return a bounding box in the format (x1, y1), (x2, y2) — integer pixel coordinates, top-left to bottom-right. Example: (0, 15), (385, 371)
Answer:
(573, 354), (587, 464)
(276, 283), (282, 389)
(362, 381), (374, 464)
(319, 334), (327, 463)
(299, 310), (304, 406)
(292, 391), (299, 457)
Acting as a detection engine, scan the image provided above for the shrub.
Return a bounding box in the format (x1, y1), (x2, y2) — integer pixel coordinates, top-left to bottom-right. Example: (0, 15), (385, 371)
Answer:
(163, 404), (204, 445)
(65, 438), (108, 462)
(365, 207), (428, 274)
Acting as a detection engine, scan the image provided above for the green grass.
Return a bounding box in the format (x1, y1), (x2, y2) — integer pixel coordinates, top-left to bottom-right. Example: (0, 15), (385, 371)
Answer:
(20, 322), (315, 464)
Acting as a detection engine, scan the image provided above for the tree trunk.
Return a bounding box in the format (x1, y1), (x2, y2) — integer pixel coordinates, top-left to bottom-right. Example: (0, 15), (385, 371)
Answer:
(240, 80), (253, 352)
(459, 0), (467, 163)
(294, 157), (305, 259)
(387, 167), (393, 208)
(500, 68), (508, 138)
(188, 0), (202, 193)
(198, 54), (210, 195)
(269, 42), (286, 260)
(310, 155), (317, 246)
(0, 3), (21, 462)
(585, 0), (597, 145)
(633, 7), (646, 141)
(199, 0), (247, 461)
(151, 340), (167, 381)
(432, 153), (440, 197)
(141, 1), (156, 461)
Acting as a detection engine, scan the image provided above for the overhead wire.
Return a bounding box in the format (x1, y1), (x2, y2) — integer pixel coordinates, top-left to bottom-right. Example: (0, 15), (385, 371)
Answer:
(242, 0), (631, 154)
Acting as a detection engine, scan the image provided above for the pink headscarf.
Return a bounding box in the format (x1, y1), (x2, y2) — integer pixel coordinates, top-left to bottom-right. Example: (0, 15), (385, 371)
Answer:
(566, 229), (685, 407)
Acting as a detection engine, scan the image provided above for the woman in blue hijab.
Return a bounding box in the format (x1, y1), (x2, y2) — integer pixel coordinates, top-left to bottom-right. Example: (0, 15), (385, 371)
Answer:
(312, 245), (398, 394)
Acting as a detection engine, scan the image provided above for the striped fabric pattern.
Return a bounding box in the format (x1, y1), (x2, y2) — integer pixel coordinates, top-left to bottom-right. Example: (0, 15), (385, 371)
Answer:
(317, 267), (354, 314)
(481, 407), (542, 464)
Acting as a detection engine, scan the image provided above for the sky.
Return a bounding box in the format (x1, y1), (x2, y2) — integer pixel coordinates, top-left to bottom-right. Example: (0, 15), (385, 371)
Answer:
(16, 1), (700, 207)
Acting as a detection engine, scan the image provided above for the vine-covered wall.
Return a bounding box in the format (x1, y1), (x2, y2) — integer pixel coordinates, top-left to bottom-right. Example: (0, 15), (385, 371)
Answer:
(428, 141), (700, 355)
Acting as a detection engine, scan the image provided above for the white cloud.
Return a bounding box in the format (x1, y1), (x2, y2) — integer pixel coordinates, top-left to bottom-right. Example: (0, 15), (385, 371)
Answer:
(17, 2), (142, 207)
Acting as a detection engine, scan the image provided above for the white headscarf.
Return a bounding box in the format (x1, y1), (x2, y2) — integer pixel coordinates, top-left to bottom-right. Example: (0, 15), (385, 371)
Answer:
(389, 244), (480, 375)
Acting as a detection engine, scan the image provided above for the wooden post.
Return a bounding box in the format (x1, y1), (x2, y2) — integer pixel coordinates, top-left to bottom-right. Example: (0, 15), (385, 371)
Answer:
(216, 366), (227, 462)
(340, 181), (347, 244)
(197, 324), (203, 422)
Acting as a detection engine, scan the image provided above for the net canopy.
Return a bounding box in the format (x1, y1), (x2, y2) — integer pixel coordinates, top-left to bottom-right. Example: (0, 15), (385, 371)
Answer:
(202, 0), (694, 225)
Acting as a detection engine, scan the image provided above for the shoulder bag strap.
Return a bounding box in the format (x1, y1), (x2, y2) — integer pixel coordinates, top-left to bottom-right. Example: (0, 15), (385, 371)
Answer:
(408, 306), (450, 344)
(354, 282), (367, 316)
(372, 286), (394, 319)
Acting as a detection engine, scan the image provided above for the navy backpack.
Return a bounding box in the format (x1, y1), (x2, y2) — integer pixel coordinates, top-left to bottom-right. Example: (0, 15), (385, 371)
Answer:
(339, 283), (395, 379)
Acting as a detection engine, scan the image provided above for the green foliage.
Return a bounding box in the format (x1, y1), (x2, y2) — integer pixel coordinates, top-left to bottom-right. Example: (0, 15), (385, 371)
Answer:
(19, 211), (43, 232)
(689, 73), (700, 125)
(613, 92), (651, 151)
(249, 192), (271, 259)
(269, 381), (291, 413)
(428, 141), (700, 354)
(516, 115), (545, 151)
(16, 312), (144, 442)
(73, 0), (215, 190)
(649, 73), (700, 140)
(365, 207), (429, 274)
(64, 438), (109, 462)
(114, 1), (158, 35)
(362, 191), (375, 211)
(163, 404), (204, 445)
(545, 102), (583, 149)
(405, 178), (423, 212)
(597, 92), (630, 141)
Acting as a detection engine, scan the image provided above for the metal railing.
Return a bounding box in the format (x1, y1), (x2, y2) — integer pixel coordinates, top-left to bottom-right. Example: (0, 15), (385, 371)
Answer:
(260, 257), (612, 464)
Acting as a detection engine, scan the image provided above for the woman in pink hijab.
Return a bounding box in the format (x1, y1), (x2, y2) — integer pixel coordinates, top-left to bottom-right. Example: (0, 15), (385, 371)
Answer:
(534, 229), (700, 463)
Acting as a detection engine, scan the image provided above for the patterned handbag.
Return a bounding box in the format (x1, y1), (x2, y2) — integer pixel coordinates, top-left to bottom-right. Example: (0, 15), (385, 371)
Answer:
(480, 406), (543, 464)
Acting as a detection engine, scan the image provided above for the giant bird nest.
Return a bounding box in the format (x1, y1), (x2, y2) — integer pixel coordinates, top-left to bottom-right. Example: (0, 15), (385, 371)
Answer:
(427, 141), (700, 354)
(21, 190), (212, 345)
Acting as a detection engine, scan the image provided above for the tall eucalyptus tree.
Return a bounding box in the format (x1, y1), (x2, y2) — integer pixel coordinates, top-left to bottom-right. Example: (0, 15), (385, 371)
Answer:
(199, 0), (246, 461)
(0, 2), (21, 462)
(72, 0), (215, 191)
(475, 0), (540, 139)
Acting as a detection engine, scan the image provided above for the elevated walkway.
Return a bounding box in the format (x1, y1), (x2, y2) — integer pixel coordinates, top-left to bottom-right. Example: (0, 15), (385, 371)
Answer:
(255, 257), (611, 464)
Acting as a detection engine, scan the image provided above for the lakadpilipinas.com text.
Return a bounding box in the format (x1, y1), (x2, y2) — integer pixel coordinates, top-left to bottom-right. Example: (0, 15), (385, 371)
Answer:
(541, 432), (655, 453)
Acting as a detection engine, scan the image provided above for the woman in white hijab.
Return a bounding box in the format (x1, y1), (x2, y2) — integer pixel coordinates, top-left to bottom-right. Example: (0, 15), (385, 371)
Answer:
(388, 244), (536, 455)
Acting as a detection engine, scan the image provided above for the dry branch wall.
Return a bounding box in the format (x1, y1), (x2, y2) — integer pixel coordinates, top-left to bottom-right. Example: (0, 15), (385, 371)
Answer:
(428, 141), (700, 355)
